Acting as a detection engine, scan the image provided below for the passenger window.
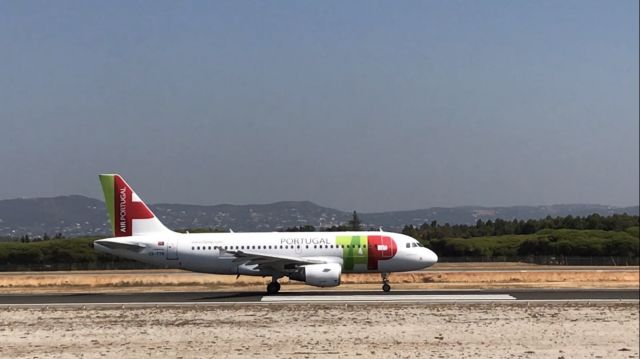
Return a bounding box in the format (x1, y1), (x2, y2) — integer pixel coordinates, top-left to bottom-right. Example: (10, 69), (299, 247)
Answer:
(191, 246), (194, 250)
(314, 245), (317, 249)
(306, 245), (309, 249)
(208, 246), (211, 250)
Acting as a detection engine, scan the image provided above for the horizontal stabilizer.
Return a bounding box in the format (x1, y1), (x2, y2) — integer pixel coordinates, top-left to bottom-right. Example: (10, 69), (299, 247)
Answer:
(94, 239), (146, 253)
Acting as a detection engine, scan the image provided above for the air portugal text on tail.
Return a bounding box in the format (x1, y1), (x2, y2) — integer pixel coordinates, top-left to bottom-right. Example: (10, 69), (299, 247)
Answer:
(99, 174), (170, 237)
(94, 174), (438, 294)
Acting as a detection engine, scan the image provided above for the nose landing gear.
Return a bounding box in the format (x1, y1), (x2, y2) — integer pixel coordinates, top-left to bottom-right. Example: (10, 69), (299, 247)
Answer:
(381, 272), (391, 292)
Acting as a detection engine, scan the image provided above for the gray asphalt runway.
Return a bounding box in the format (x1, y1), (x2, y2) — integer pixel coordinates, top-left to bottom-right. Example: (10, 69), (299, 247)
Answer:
(0, 289), (637, 306)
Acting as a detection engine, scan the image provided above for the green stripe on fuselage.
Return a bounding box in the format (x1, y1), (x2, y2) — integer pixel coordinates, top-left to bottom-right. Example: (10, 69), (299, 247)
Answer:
(336, 235), (367, 271)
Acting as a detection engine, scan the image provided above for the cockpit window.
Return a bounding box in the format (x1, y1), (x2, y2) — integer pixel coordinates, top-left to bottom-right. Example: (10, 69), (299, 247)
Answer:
(412, 242), (418, 247)
(406, 243), (411, 248)
(417, 242), (424, 247)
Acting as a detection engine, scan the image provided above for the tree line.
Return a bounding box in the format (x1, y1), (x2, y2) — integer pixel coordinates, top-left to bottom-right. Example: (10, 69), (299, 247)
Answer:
(0, 237), (145, 271)
(400, 213), (639, 260)
(401, 213), (638, 240)
(426, 228), (638, 259)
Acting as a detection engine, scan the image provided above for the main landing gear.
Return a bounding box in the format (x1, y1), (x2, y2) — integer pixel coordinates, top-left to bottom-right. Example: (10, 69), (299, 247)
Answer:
(266, 277), (281, 295)
(381, 272), (391, 292)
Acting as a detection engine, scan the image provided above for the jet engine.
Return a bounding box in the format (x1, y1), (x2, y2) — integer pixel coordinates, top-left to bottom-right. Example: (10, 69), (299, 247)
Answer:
(289, 263), (342, 287)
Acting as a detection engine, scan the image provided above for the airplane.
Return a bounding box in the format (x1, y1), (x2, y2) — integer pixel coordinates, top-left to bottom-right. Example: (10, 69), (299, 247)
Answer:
(93, 174), (438, 294)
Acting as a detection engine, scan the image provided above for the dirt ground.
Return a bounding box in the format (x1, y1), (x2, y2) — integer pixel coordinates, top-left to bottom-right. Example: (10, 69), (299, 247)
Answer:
(0, 303), (637, 358)
(0, 263), (637, 293)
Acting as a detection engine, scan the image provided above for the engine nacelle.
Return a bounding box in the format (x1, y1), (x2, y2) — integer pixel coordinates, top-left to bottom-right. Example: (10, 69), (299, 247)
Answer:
(290, 263), (342, 287)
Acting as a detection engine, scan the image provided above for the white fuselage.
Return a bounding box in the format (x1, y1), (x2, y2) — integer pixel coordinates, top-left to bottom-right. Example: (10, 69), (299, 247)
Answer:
(94, 231), (438, 276)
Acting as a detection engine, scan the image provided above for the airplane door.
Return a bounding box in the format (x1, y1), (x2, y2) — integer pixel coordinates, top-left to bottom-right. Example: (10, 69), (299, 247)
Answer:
(380, 236), (391, 258)
(366, 235), (398, 271)
(166, 238), (178, 260)
(373, 235), (394, 259)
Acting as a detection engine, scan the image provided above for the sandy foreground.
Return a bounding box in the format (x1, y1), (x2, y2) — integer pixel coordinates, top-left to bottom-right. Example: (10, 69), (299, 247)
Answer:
(0, 303), (637, 359)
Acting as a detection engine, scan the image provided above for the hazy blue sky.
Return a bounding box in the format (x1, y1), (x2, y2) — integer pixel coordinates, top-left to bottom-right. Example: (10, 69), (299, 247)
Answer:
(0, 1), (638, 212)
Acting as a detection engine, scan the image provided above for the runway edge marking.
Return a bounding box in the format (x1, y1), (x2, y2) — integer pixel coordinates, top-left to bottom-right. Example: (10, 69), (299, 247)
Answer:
(260, 294), (516, 302)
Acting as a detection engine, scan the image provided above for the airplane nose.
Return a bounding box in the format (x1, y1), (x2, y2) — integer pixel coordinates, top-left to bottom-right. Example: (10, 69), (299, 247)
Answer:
(423, 249), (438, 267)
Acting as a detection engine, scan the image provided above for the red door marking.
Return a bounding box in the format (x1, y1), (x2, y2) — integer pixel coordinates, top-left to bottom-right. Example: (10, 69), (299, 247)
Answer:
(367, 235), (398, 270)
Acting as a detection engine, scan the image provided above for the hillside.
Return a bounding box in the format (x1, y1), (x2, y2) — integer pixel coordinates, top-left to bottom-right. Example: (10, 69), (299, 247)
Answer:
(0, 195), (637, 237)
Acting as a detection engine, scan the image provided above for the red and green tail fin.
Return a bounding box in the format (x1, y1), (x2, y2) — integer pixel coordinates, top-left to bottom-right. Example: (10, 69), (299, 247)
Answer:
(99, 174), (171, 237)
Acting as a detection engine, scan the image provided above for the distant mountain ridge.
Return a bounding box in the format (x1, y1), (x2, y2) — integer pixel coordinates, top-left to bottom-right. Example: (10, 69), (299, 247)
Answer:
(0, 195), (637, 237)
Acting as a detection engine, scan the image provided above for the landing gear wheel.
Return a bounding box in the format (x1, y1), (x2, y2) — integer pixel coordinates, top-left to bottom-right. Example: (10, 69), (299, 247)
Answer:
(266, 281), (281, 295)
(381, 272), (391, 293)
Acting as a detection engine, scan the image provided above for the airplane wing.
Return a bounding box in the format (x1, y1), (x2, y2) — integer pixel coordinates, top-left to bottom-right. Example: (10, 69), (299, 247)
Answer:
(225, 249), (325, 270)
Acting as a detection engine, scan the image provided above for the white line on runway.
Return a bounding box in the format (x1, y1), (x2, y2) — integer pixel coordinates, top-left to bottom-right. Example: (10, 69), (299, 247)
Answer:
(261, 294), (516, 302)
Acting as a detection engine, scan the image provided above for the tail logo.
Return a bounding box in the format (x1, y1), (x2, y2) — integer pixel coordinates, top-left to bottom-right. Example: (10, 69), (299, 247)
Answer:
(114, 176), (154, 236)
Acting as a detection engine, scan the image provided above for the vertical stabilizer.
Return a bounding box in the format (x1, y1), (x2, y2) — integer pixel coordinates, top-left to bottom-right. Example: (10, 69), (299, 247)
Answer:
(99, 174), (171, 237)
